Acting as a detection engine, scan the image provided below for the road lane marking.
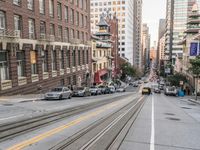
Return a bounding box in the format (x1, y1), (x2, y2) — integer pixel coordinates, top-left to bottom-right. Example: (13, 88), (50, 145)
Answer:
(0, 114), (24, 121)
(150, 95), (155, 150)
(6, 96), (137, 150)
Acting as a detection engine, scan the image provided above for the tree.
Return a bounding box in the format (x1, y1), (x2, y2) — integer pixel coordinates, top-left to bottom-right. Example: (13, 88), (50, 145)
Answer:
(120, 62), (136, 80)
(167, 73), (187, 87)
(189, 56), (200, 100)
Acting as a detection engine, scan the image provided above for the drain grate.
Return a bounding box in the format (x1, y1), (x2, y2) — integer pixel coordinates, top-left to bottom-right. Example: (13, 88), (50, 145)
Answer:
(166, 117), (181, 121)
(181, 106), (191, 109)
(164, 113), (175, 116)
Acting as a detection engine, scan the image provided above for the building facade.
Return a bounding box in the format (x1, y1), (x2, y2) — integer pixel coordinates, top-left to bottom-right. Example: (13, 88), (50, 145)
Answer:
(91, 15), (113, 85)
(0, 0), (91, 95)
(90, 0), (138, 65)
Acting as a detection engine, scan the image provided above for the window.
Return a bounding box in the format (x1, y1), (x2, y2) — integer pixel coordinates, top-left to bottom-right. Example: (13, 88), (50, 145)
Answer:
(66, 50), (70, 68)
(28, 19), (35, 39)
(39, 0), (45, 14)
(17, 51), (25, 77)
(40, 21), (46, 37)
(60, 50), (64, 69)
(79, 0), (83, 8)
(86, 50), (89, 64)
(82, 50), (85, 64)
(70, 9), (74, 24)
(72, 50), (76, 66)
(71, 29), (75, 39)
(50, 24), (55, 36)
(57, 2), (62, 19)
(84, 16), (87, 27)
(65, 6), (68, 22)
(78, 50), (81, 65)
(49, 0), (54, 17)
(51, 50), (56, 70)
(64, 28), (69, 42)
(42, 50), (48, 72)
(81, 31), (84, 41)
(27, 0), (33, 10)
(0, 11), (5, 30)
(14, 15), (21, 32)
(58, 26), (62, 41)
(81, 14), (84, 27)
(30, 51), (37, 74)
(76, 30), (79, 39)
(0, 52), (9, 80)
(73, 75), (76, 85)
(13, 0), (21, 5)
(76, 12), (79, 26)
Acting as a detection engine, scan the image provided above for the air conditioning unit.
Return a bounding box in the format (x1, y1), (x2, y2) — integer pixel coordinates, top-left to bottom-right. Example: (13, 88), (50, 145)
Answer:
(14, 30), (21, 38)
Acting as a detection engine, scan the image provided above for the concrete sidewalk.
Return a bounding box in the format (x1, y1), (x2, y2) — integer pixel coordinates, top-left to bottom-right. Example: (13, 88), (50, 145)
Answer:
(0, 94), (44, 103)
(180, 96), (200, 105)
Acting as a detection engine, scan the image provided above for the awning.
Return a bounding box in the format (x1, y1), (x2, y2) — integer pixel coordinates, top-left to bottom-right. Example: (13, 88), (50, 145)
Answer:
(94, 69), (108, 83)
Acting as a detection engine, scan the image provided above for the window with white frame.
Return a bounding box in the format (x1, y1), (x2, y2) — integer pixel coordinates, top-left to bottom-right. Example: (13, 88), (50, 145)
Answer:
(39, 0), (45, 14)
(65, 27), (69, 42)
(0, 11), (5, 30)
(14, 15), (21, 32)
(49, 0), (54, 17)
(13, 0), (21, 5)
(41, 50), (48, 72)
(76, 11), (79, 26)
(70, 8), (74, 24)
(65, 6), (68, 22)
(40, 21), (46, 36)
(27, 0), (33, 10)
(28, 18), (35, 39)
(51, 50), (56, 70)
(50, 23), (55, 36)
(57, 2), (62, 19)
(0, 51), (9, 81)
(58, 26), (62, 41)
(71, 29), (75, 39)
(60, 50), (64, 69)
(17, 51), (25, 77)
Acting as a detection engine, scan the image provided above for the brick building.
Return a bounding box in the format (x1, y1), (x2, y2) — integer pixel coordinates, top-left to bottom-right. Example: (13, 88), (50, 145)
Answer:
(0, 0), (91, 95)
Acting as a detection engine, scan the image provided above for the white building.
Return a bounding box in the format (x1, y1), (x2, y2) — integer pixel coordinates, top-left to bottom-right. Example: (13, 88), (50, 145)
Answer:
(90, 0), (136, 65)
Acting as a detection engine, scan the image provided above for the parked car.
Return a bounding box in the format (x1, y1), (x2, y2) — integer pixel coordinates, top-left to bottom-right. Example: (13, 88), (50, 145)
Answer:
(133, 83), (139, 87)
(116, 87), (126, 92)
(108, 86), (116, 93)
(98, 85), (111, 94)
(164, 86), (177, 96)
(44, 87), (72, 100)
(89, 86), (102, 95)
(142, 87), (152, 95)
(158, 85), (164, 90)
(154, 88), (161, 94)
(73, 87), (91, 97)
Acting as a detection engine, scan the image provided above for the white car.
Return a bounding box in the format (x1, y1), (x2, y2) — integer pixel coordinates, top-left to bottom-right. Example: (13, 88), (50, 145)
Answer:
(45, 87), (72, 100)
(108, 86), (116, 93)
(116, 87), (126, 92)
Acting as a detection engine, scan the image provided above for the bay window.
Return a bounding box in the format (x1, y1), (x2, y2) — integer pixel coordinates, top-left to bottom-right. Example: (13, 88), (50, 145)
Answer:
(0, 51), (9, 81)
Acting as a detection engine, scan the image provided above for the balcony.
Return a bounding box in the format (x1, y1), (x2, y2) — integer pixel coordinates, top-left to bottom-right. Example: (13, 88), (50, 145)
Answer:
(1, 80), (12, 90)
(0, 29), (21, 38)
(43, 72), (49, 79)
(18, 77), (27, 86)
(31, 74), (39, 82)
(60, 69), (65, 75)
(52, 71), (57, 77)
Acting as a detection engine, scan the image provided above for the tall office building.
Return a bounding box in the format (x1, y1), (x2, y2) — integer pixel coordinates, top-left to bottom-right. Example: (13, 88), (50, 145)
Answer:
(90, 0), (140, 66)
(165, 0), (200, 66)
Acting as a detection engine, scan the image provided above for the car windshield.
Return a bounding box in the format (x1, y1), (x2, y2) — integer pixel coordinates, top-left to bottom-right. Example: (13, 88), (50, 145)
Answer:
(90, 86), (97, 89)
(51, 88), (63, 92)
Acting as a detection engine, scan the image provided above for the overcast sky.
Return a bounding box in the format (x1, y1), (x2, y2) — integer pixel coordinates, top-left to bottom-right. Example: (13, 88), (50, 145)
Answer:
(142, 0), (166, 47)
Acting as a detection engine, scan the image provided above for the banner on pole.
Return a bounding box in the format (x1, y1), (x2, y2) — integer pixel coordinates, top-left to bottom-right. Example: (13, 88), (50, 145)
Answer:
(190, 42), (198, 56)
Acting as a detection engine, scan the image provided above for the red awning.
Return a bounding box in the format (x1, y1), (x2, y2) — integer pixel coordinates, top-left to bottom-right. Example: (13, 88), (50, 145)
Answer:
(94, 69), (108, 83)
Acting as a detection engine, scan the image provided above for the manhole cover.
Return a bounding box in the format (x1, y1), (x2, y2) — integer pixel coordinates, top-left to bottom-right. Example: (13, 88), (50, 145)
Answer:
(166, 117), (181, 121)
(181, 107), (191, 109)
(2, 103), (13, 106)
(164, 113), (175, 116)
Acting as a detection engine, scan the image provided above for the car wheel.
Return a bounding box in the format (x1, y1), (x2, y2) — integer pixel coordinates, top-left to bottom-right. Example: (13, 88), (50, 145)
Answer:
(68, 95), (71, 99)
(59, 95), (63, 100)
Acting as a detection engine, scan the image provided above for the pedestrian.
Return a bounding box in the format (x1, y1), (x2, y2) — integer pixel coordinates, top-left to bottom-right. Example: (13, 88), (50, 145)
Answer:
(188, 89), (190, 95)
(183, 89), (186, 95)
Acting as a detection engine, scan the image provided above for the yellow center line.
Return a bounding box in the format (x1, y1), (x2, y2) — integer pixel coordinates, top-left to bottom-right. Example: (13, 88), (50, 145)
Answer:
(6, 100), (125, 150)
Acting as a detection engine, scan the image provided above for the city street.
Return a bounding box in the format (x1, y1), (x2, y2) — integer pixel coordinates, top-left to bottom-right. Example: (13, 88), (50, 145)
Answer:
(0, 85), (199, 150)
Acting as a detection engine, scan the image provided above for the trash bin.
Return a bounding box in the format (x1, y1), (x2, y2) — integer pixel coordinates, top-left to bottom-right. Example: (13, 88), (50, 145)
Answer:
(178, 90), (184, 97)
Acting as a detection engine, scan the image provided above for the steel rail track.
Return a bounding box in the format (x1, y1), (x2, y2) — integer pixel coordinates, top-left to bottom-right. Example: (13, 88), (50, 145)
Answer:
(49, 96), (145, 150)
(0, 93), (133, 142)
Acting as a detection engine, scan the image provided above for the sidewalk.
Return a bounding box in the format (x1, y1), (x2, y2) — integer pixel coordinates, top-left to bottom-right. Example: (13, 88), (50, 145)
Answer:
(0, 94), (44, 104)
(180, 96), (200, 105)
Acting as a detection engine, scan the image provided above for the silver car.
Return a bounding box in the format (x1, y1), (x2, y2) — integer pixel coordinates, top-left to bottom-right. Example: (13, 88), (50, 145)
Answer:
(45, 87), (72, 100)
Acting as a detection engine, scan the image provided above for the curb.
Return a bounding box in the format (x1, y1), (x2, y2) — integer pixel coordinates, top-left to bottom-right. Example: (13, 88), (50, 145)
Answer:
(188, 99), (200, 105)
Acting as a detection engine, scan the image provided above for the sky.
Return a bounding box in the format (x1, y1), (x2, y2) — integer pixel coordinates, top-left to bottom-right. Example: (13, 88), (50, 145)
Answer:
(142, 0), (166, 47)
